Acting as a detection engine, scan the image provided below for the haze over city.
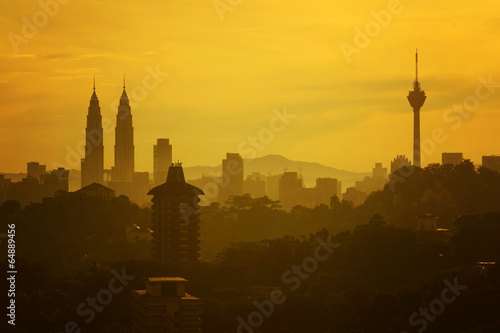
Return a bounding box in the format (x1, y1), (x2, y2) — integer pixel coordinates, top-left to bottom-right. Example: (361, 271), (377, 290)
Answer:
(1, 0), (500, 174)
(2, 1), (500, 333)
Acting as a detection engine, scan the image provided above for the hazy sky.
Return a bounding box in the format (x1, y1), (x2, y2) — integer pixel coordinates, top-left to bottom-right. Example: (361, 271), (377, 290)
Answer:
(1, 0), (499, 173)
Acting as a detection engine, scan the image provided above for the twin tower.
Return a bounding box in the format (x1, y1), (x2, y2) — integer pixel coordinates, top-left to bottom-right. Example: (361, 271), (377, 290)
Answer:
(81, 78), (135, 194)
(82, 52), (425, 194)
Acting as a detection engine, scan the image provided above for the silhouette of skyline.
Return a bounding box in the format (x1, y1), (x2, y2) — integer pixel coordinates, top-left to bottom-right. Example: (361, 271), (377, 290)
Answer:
(2, 3), (500, 332)
(1, 2), (499, 173)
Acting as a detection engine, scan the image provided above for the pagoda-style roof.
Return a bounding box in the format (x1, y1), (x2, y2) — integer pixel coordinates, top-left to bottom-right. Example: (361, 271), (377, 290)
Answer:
(147, 164), (204, 196)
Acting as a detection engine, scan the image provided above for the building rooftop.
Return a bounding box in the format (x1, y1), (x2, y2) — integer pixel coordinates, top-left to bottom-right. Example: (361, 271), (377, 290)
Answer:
(148, 165), (204, 196)
(147, 277), (187, 283)
(77, 182), (115, 193)
(133, 290), (200, 300)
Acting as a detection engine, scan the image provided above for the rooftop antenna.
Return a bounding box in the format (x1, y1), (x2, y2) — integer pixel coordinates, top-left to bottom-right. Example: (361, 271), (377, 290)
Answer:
(415, 48), (418, 82)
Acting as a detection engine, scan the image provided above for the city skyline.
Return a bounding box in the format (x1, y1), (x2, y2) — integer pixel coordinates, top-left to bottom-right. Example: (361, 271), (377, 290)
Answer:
(2, 2), (500, 332)
(1, 0), (500, 174)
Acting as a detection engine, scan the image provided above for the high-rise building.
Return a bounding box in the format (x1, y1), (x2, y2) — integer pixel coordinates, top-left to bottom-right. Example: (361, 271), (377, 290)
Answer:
(112, 78), (134, 182)
(81, 79), (104, 188)
(265, 174), (281, 201)
(407, 50), (427, 168)
(148, 163), (204, 263)
(243, 172), (266, 198)
(316, 178), (340, 204)
(279, 172), (303, 211)
(6, 164), (69, 207)
(343, 187), (368, 207)
(372, 163), (387, 188)
(391, 155), (411, 174)
(154, 138), (173, 186)
(40, 168), (70, 198)
(276, 175), (341, 210)
(27, 162), (46, 179)
(110, 78), (135, 196)
(0, 175), (12, 204)
(131, 277), (202, 332)
(132, 171), (151, 205)
(356, 163), (387, 194)
(482, 155), (500, 173)
(218, 153), (243, 204)
(442, 152), (463, 166)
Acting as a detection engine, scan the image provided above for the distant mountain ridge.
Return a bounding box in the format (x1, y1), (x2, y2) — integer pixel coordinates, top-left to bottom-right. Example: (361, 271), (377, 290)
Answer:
(184, 154), (370, 188)
(1, 155), (371, 192)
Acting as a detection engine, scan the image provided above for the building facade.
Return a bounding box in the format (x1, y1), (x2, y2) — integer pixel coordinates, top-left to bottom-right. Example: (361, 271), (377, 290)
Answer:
(355, 163), (387, 194)
(442, 152), (463, 166)
(76, 182), (115, 200)
(343, 187), (368, 207)
(27, 162), (46, 179)
(148, 164), (204, 263)
(279, 172), (303, 211)
(482, 155), (500, 173)
(154, 138), (173, 186)
(4, 163), (69, 207)
(81, 81), (104, 187)
(243, 172), (266, 198)
(391, 155), (411, 174)
(131, 277), (202, 333)
(218, 153), (243, 204)
(110, 80), (135, 196)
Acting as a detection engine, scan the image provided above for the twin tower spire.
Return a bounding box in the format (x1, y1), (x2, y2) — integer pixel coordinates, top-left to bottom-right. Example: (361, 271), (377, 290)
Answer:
(81, 76), (134, 191)
(89, 75), (128, 101)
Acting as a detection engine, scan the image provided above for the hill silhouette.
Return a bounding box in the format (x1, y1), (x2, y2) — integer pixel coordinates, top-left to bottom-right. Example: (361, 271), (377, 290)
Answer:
(184, 154), (370, 188)
(2, 155), (370, 192)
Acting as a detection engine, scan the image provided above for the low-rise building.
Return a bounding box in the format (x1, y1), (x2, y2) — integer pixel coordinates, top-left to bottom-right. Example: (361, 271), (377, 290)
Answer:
(76, 182), (115, 200)
(132, 277), (202, 333)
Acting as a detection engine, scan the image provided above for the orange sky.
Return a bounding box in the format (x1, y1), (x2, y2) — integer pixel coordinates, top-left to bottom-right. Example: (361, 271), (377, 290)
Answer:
(1, 0), (499, 174)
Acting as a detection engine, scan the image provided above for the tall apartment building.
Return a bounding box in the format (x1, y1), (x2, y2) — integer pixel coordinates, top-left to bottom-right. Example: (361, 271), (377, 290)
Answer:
(154, 138), (173, 186)
(243, 172), (266, 198)
(218, 153), (243, 204)
(148, 163), (204, 263)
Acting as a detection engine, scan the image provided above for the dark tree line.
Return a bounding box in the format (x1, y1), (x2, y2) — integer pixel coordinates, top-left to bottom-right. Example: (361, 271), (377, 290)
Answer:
(1, 161), (500, 332)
